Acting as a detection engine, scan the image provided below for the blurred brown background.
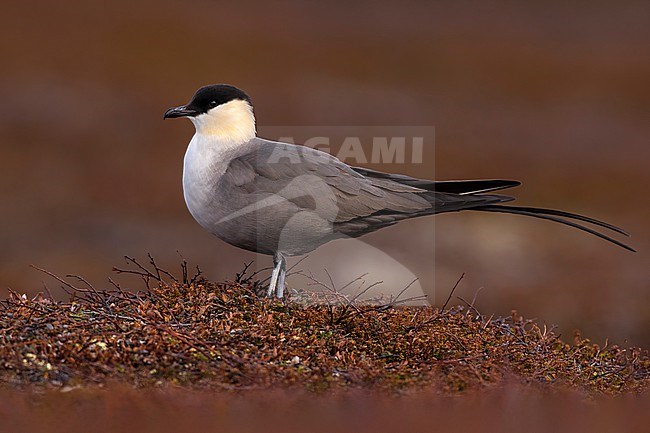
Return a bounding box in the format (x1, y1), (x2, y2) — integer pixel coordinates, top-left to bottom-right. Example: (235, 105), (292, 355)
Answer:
(1, 1), (648, 345)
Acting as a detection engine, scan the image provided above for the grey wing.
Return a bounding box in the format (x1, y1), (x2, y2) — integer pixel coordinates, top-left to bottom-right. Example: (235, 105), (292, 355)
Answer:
(224, 140), (633, 253)
(225, 139), (511, 239)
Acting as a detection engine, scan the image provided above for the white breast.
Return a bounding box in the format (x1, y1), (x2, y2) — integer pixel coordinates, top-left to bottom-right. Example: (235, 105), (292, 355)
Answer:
(182, 133), (255, 231)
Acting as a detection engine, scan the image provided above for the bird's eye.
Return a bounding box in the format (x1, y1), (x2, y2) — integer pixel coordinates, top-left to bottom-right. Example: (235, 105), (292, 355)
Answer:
(209, 100), (218, 108)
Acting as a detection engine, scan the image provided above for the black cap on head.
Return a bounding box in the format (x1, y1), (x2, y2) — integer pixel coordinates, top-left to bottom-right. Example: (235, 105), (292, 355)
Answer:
(164, 84), (252, 119)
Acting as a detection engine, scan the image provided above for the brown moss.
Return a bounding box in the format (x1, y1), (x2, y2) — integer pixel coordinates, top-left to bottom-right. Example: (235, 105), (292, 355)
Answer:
(1, 270), (647, 395)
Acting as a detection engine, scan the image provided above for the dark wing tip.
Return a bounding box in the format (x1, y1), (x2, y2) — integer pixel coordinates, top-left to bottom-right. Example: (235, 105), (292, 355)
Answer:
(434, 179), (521, 195)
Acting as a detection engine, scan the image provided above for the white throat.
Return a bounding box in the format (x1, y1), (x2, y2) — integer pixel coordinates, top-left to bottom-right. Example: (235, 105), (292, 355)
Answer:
(189, 99), (256, 144)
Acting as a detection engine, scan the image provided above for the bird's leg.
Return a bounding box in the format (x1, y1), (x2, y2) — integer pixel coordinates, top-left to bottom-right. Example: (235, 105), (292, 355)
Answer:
(267, 253), (286, 298)
(275, 255), (287, 298)
(267, 260), (280, 297)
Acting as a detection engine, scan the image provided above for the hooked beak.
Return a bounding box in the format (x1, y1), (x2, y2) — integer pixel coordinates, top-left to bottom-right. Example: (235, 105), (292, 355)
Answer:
(163, 104), (201, 119)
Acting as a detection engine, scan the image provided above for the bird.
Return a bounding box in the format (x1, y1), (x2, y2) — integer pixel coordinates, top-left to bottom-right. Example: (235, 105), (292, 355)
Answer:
(164, 84), (634, 298)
